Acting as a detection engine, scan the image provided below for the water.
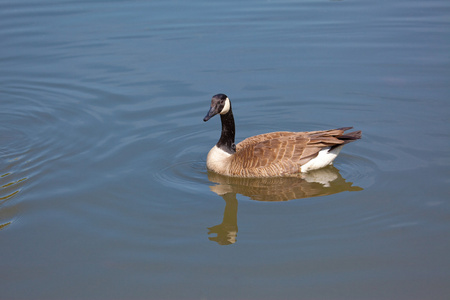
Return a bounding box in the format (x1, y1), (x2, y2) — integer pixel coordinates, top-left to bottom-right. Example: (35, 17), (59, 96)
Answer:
(1, 0), (449, 299)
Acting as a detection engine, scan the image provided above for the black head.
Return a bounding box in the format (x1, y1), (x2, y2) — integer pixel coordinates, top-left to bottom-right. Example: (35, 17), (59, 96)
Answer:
(203, 94), (231, 122)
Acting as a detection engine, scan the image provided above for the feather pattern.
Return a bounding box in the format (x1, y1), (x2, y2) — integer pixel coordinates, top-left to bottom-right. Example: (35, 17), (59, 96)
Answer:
(204, 94), (361, 177)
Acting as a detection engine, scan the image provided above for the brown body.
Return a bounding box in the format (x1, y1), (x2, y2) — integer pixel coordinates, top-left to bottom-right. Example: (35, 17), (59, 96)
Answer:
(208, 128), (361, 177)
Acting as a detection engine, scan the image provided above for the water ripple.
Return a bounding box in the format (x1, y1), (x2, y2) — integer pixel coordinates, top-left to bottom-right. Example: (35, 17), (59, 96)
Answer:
(152, 124), (211, 194)
(0, 78), (118, 227)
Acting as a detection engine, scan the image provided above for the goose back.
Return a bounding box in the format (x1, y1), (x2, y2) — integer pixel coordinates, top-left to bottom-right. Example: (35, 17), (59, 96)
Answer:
(226, 127), (361, 177)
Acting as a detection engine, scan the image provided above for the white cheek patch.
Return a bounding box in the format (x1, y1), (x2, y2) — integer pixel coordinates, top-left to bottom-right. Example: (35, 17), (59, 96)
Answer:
(219, 98), (231, 115)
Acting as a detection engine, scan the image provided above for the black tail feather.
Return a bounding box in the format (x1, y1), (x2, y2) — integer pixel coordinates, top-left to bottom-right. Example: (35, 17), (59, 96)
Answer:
(339, 130), (362, 144)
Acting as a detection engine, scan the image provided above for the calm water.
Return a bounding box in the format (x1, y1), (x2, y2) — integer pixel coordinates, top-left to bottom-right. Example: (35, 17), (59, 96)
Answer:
(1, 0), (449, 299)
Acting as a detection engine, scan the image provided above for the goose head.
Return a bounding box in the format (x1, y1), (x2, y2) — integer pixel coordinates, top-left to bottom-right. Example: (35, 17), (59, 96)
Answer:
(203, 94), (231, 122)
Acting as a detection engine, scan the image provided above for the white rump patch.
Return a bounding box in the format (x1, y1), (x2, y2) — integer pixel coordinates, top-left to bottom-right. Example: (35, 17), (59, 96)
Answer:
(300, 146), (343, 173)
(220, 98), (231, 115)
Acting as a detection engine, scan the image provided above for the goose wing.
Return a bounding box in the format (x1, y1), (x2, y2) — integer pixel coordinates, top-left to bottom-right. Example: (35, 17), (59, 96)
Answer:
(230, 128), (359, 176)
(236, 131), (297, 151)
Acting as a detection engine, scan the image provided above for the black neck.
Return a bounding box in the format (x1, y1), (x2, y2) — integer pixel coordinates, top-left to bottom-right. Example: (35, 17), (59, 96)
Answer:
(217, 109), (236, 154)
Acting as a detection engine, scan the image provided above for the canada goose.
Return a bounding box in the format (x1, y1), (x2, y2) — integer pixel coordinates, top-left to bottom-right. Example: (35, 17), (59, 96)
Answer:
(203, 94), (361, 177)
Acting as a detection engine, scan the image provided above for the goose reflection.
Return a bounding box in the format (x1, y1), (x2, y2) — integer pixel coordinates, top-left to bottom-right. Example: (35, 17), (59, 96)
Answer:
(207, 166), (362, 245)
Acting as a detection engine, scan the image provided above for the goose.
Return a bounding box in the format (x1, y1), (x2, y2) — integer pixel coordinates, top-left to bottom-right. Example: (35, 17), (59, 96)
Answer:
(203, 94), (361, 177)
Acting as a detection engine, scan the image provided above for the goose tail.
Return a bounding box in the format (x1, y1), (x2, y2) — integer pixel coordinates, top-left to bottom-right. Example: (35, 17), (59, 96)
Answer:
(338, 127), (362, 144)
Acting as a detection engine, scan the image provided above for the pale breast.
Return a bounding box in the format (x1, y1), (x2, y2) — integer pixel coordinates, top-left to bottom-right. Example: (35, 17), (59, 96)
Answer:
(206, 145), (232, 174)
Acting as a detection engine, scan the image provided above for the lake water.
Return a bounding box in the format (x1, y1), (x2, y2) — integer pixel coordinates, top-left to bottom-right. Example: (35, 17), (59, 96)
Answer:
(1, 0), (449, 299)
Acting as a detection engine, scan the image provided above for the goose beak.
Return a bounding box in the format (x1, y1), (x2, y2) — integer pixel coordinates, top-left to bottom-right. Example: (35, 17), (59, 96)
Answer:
(203, 106), (217, 122)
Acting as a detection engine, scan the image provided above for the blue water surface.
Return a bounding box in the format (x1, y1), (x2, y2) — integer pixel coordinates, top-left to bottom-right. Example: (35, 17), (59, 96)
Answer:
(1, 0), (449, 299)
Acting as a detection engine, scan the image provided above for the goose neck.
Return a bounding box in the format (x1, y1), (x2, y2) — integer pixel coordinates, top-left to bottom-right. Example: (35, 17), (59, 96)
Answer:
(217, 110), (236, 154)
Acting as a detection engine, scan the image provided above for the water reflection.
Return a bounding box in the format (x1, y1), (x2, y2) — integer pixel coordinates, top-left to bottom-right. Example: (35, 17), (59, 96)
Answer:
(207, 193), (238, 245)
(207, 166), (362, 245)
